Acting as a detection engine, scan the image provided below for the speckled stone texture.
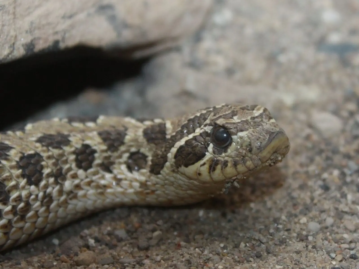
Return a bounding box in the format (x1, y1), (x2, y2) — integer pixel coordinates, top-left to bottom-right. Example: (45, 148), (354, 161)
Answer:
(0, 0), (212, 62)
(0, 0), (358, 268)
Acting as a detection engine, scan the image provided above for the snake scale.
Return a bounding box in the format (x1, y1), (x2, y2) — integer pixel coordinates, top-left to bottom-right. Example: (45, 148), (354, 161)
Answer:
(0, 104), (289, 251)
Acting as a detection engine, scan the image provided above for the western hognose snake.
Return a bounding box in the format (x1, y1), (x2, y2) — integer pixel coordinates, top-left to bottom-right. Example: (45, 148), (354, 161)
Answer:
(0, 104), (290, 251)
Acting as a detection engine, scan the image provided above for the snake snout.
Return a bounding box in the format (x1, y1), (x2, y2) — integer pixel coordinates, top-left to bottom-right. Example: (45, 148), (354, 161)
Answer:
(257, 130), (290, 163)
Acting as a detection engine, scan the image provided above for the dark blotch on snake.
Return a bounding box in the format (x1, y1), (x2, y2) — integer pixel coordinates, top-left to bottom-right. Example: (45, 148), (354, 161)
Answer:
(143, 123), (166, 145)
(36, 133), (71, 149)
(126, 151), (148, 172)
(150, 110), (212, 175)
(18, 153), (44, 186)
(98, 129), (127, 152)
(174, 135), (208, 168)
(75, 144), (97, 171)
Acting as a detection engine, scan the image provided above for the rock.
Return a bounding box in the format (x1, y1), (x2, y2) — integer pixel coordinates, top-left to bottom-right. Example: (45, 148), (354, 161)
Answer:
(321, 9), (341, 24)
(74, 251), (96, 266)
(307, 222), (321, 233)
(119, 257), (136, 264)
(149, 230), (163, 246)
(43, 260), (54, 268)
(59, 238), (85, 255)
(114, 229), (129, 241)
(138, 235), (150, 250)
(0, 0), (212, 62)
(335, 254), (343, 262)
(211, 255), (221, 264)
(325, 217), (334, 227)
(310, 111), (343, 138)
(343, 219), (355, 232)
(96, 253), (114, 265)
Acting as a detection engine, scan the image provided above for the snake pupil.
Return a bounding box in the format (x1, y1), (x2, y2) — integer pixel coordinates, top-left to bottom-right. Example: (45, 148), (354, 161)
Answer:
(211, 126), (232, 148)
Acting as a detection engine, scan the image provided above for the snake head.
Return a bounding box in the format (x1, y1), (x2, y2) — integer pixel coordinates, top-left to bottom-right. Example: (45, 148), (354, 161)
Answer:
(172, 104), (290, 183)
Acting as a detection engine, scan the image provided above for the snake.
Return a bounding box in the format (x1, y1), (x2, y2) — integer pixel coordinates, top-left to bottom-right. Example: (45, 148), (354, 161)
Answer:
(0, 104), (290, 251)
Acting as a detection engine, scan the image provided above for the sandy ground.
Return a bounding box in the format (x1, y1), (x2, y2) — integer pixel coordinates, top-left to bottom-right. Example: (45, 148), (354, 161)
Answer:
(1, 0), (359, 268)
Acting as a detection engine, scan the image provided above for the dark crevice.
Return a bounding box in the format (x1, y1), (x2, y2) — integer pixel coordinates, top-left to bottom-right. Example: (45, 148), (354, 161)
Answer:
(0, 46), (150, 130)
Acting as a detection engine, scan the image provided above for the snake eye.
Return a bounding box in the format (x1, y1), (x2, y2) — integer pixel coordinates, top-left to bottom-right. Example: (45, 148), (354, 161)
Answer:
(211, 126), (232, 148)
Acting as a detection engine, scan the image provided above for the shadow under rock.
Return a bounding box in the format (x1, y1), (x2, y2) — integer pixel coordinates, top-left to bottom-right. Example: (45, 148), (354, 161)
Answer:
(0, 46), (150, 130)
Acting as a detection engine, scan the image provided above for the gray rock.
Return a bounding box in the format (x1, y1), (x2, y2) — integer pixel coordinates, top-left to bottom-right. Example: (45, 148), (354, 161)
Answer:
(0, 0), (212, 62)
(96, 253), (114, 265)
(308, 222), (321, 233)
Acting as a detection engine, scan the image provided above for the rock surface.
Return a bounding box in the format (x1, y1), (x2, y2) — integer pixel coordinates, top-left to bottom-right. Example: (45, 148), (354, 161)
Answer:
(1, 0), (359, 268)
(0, 0), (212, 62)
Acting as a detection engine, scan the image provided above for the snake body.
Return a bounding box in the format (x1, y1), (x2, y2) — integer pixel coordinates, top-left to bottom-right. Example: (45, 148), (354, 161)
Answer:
(0, 104), (289, 251)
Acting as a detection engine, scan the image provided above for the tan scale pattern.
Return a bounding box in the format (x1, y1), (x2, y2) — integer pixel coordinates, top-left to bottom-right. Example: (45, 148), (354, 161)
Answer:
(0, 104), (290, 251)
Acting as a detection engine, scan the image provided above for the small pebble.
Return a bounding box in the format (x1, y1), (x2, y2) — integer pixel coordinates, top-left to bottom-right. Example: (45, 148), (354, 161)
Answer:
(347, 161), (358, 173)
(321, 9), (341, 24)
(60, 238), (84, 255)
(114, 229), (129, 241)
(211, 255), (221, 264)
(212, 9), (233, 26)
(96, 253), (114, 265)
(119, 257), (136, 264)
(59, 263), (71, 269)
(255, 251), (262, 258)
(43, 261), (54, 268)
(310, 111), (343, 138)
(335, 254), (343, 262)
(349, 253), (358, 260)
(138, 235), (150, 250)
(75, 251), (96, 266)
(60, 255), (70, 263)
(325, 217), (334, 227)
(308, 222), (321, 233)
(343, 220), (355, 232)
(149, 231), (163, 246)
(88, 238), (95, 247)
